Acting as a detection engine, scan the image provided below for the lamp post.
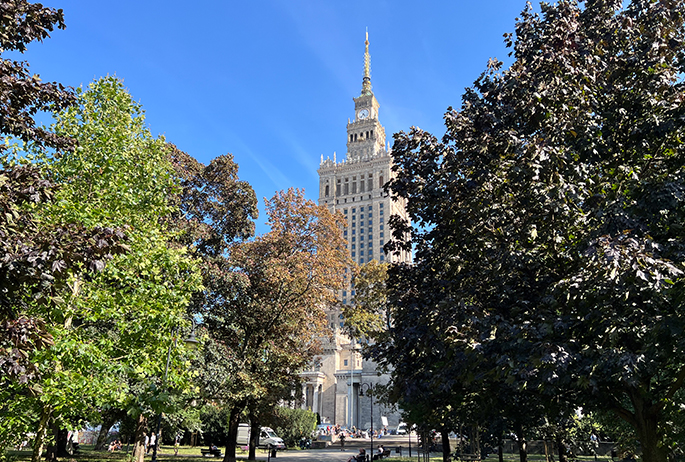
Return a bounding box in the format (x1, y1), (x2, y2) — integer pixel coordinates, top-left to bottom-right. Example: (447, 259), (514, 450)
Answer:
(150, 322), (199, 462)
(359, 383), (373, 461)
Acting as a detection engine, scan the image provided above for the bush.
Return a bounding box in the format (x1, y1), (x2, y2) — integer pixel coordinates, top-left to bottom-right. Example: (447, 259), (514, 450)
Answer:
(262, 407), (317, 448)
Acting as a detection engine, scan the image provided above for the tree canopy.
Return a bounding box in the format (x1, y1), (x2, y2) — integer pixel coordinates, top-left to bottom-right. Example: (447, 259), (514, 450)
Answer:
(381, 2), (685, 462)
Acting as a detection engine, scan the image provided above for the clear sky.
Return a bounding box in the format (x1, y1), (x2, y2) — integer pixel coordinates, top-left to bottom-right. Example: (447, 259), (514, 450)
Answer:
(19, 0), (529, 235)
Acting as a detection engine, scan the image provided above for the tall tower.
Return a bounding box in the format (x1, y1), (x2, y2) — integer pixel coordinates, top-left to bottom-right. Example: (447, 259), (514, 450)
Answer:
(318, 32), (411, 285)
(300, 33), (409, 429)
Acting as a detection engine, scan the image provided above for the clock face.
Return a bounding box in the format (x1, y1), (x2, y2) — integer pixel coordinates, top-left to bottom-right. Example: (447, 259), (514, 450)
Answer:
(358, 109), (369, 119)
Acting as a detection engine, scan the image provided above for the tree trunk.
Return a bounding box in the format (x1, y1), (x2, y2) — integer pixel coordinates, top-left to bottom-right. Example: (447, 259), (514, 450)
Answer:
(52, 426), (70, 458)
(441, 429), (451, 462)
(248, 418), (259, 460)
(223, 403), (244, 462)
(499, 442), (504, 462)
(515, 422), (527, 462)
(32, 405), (53, 462)
(132, 414), (148, 462)
(556, 434), (567, 462)
(633, 409), (667, 462)
(95, 414), (117, 450)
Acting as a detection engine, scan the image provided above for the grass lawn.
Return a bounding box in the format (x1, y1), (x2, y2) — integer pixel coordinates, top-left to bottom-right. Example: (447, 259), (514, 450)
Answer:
(3, 445), (619, 462)
(4, 444), (267, 462)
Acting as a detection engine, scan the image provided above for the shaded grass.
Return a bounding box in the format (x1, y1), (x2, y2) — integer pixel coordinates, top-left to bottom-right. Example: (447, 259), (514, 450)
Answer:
(4, 445), (269, 462)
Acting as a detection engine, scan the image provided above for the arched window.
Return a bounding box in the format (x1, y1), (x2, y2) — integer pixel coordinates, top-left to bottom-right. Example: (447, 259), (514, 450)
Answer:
(379, 175), (384, 188)
(325, 185), (329, 197)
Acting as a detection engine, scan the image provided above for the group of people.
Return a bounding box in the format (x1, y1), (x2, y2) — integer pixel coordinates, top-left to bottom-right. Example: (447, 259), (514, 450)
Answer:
(143, 432), (157, 453)
(346, 445), (386, 462)
(108, 440), (123, 452)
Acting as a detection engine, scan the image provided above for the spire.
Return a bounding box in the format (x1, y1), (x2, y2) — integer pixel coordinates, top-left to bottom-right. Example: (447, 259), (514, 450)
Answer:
(361, 30), (372, 96)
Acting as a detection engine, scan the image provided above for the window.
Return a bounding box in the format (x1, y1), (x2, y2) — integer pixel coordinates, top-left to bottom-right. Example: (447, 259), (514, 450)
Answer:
(344, 208), (348, 214)
(352, 208), (356, 213)
(360, 235), (364, 241)
(360, 258), (364, 264)
(379, 175), (384, 188)
(380, 203), (384, 208)
(325, 185), (329, 197)
(360, 214), (364, 219)
(380, 209), (384, 215)
(380, 224), (384, 230)
(352, 290), (356, 296)
(380, 232), (384, 238)
(336, 182), (341, 196)
(344, 359), (348, 366)
(340, 322), (344, 328)
(352, 182), (357, 194)
(361, 207), (364, 212)
(359, 243), (364, 248)
(368, 178), (373, 191)
(350, 135), (353, 142)
(360, 181), (365, 193)
(343, 291), (347, 296)
(368, 213), (372, 218)
(352, 222), (356, 228)
(368, 220), (372, 226)
(352, 252), (356, 257)
(352, 237), (356, 242)
(380, 255), (385, 261)
(368, 205), (373, 210)
(352, 229), (356, 235)
(343, 299), (347, 304)
(380, 240), (384, 246)
(360, 250), (364, 256)
(352, 244), (356, 249)
(344, 230), (348, 236)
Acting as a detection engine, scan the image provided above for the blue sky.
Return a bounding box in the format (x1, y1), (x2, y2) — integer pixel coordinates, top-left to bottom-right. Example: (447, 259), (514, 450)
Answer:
(20, 0), (529, 235)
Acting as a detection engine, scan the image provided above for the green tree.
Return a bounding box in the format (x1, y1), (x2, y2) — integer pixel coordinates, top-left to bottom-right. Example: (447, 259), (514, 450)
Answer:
(0, 2), (128, 455)
(384, 3), (685, 462)
(2, 77), (203, 462)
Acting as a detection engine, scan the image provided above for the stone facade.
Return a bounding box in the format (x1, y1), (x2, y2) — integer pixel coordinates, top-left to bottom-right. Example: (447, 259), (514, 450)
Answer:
(299, 33), (410, 431)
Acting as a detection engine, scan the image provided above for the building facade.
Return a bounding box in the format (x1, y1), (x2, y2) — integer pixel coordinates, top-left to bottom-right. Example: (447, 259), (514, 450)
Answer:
(300, 33), (410, 431)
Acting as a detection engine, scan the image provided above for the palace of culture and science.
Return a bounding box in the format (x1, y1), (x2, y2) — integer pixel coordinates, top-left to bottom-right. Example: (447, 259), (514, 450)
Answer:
(299, 33), (411, 430)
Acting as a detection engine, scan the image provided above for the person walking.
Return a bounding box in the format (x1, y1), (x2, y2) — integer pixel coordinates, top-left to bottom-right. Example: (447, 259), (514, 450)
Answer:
(340, 432), (346, 451)
(148, 432), (156, 454)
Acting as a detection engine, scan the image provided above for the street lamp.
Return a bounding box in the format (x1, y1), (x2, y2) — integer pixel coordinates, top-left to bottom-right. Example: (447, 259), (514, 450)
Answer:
(151, 321), (199, 462)
(359, 383), (373, 461)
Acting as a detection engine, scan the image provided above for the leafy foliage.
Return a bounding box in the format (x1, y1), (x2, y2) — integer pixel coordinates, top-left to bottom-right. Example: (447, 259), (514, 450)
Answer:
(0, 0), (76, 154)
(262, 407), (317, 448)
(381, 2), (685, 462)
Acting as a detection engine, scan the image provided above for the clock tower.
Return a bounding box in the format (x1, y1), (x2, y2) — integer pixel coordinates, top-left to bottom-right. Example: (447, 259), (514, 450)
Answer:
(346, 32), (386, 163)
(308, 32), (411, 430)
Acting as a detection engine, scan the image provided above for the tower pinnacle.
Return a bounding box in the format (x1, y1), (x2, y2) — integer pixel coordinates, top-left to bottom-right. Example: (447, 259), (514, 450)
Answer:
(362, 30), (372, 96)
